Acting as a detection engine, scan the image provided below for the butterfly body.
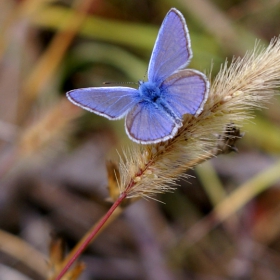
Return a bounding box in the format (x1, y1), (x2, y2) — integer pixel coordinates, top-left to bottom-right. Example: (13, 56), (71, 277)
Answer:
(67, 8), (210, 144)
(138, 80), (183, 125)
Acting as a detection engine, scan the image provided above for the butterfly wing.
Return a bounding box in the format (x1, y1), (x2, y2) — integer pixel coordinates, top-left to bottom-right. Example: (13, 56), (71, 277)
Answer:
(66, 87), (138, 120)
(148, 8), (192, 85)
(161, 69), (209, 117)
(125, 102), (180, 144)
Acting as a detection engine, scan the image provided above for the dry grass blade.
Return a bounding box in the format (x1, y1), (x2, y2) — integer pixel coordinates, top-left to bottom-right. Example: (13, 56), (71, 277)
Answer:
(176, 158), (280, 248)
(17, 0), (93, 124)
(0, 229), (48, 278)
(48, 236), (85, 280)
(0, 98), (81, 178)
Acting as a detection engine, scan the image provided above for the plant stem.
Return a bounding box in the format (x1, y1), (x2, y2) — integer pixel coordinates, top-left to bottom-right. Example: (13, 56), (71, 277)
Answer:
(54, 192), (127, 280)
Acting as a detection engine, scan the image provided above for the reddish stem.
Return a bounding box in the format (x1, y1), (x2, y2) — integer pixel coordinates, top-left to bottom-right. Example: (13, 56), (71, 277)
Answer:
(55, 192), (127, 280)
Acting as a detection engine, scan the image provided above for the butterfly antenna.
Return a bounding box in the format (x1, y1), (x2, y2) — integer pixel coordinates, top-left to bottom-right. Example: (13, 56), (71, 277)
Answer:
(143, 69), (148, 80)
(103, 81), (138, 85)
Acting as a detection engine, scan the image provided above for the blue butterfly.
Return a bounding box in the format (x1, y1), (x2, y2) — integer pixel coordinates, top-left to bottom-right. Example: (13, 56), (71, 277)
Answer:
(66, 8), (209, 144)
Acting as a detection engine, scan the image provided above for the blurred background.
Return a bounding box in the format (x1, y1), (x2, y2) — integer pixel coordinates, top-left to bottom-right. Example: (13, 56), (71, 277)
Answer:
(1, 0), (280, 279)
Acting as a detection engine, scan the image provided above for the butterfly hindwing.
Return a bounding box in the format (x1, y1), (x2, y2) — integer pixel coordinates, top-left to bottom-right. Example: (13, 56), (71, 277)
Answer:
(161, 69), (209, 117)
(147, 8), (192, 85)
(125, 102), (180, 144)
(67, 87), (138, 120)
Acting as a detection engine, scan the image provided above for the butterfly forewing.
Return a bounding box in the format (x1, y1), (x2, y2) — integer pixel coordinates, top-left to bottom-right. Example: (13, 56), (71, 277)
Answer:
(147, 8), (192, 85)
(161, 69), (209, 117)
(125, 102), (180, 144)
(67, 87), (138, 120)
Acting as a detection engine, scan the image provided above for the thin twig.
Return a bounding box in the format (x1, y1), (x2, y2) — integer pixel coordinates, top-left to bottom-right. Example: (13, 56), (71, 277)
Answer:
(54, 192), (127, 280)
